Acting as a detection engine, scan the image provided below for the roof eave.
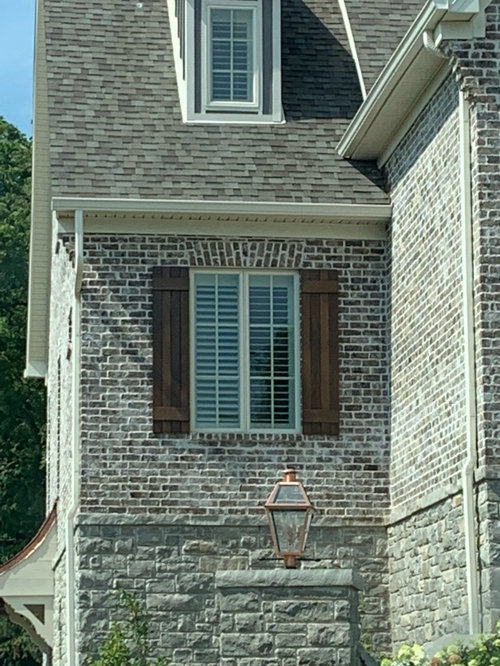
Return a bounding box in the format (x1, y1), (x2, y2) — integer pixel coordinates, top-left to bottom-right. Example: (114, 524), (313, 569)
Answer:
(337, 0), (489, 162)
(51, 196), (392, 220)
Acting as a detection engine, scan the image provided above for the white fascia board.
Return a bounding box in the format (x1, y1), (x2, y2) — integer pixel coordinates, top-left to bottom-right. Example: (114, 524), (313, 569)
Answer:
(52, 197), (391, 221)
(337, 1), (446, 159)
(337, 0), (485, 161)
(26, 0), (51, 380)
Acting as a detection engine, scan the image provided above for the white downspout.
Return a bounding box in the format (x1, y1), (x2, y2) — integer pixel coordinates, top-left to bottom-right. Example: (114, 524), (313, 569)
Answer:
(422, 30), (480, 637)
(66, 209), (83, 665)
(459, 91), (480, 636)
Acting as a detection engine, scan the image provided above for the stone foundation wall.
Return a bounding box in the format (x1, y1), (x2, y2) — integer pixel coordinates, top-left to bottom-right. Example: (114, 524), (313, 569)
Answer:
(73, 518), (389, 664)
(478, 479), (500, 631)
(387, 497), (468, 646)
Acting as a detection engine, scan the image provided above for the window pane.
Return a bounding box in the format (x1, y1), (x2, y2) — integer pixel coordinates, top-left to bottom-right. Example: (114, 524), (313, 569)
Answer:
(210, 8), (253, 103)
(249, 275), (295, 429)
(194, 274), (240, 428)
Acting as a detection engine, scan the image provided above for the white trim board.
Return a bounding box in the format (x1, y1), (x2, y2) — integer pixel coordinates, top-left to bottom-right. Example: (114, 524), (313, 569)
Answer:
(337, 0), (490, 161)
(52, 197), (391, 220)
(55, 211), (389, 241)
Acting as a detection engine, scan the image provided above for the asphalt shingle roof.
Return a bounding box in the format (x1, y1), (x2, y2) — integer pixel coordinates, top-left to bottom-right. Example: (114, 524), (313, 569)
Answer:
(43, 0), (389, 204)
(346, 0), (424, 93)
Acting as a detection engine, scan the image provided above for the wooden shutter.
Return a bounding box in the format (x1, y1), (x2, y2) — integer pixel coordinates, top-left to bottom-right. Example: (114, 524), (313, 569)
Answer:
(152, 267), (190, 434)
(301, 270), (339, 435)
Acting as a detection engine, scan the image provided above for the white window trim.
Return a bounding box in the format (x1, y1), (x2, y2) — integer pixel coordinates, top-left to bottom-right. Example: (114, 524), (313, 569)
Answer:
(183, 0), (283, 123)
(202, 0), (261, 112)
(190, 269), (301, 434)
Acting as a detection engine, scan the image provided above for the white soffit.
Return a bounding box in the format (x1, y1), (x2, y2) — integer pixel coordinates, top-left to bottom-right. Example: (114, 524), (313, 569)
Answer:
(53, 198), (391, 239)
(338, 0), (490, 162)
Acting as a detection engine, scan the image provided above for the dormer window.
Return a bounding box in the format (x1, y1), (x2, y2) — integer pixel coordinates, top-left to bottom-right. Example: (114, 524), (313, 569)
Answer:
(204, 3), (258, 110)
(168, 0), (283, 123)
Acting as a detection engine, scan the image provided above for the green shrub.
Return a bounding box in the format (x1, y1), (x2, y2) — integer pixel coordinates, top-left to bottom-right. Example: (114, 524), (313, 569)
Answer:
(380, 623), (500, 666)
(87, 590), (168, 666)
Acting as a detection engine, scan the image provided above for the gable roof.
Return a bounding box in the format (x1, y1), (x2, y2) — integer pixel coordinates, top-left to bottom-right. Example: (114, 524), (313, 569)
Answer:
(41, 0), (388, 204)
(344, 0), (424, 94)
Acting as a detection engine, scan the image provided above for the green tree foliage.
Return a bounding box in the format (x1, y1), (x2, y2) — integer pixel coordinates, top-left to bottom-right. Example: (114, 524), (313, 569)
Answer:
(87, 591), (169, 666)
(0, 117), (46, 664)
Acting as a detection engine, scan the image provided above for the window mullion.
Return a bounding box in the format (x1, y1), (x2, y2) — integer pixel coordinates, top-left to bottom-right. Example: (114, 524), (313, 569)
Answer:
(269, 275), (275, 429)
(241, 272), (249, 430)
(215, 274), (220, 426)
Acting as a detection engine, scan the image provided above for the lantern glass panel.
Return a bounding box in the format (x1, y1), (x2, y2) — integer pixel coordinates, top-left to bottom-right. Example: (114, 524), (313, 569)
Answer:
(274, 484), (304, 504)
(271, 510), (307, 554)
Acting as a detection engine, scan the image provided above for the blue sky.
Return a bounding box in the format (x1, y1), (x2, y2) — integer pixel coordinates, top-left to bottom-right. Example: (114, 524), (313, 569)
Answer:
(0, 0), (36, 137)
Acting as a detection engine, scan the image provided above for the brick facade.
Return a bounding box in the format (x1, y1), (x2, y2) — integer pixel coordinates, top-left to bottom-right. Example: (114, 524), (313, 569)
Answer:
(78, 235), (389, 520)
(44, 234), (392, 662)
(31, 2), (500, 663)
(385, 0), (500, 643)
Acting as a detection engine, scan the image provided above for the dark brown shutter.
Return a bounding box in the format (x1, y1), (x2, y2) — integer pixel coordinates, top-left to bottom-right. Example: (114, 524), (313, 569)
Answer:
(152, 267), (190, 434)
(301, 270), (339, 435)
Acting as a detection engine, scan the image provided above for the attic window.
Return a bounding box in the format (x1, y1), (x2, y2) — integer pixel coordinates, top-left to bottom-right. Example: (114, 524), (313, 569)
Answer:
(204, 3), (258, 110)
(170, 0), (283, 123)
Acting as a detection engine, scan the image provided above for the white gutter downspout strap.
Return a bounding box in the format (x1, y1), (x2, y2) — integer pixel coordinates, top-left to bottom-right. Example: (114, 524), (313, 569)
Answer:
(66, 209), (83, 665)
(459, 91), (481, 636)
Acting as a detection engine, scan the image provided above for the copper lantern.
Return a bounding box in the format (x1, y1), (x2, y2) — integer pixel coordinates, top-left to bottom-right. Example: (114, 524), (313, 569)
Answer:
(264, 468), (314, 569)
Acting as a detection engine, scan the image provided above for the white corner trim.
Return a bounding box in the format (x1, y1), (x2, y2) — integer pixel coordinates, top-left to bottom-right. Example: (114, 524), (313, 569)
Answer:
(166, 0), (187, 122)
(338, 0), (367, 100)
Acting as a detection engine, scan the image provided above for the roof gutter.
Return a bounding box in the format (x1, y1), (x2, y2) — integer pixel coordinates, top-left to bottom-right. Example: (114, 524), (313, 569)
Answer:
(337, 0), (487, 162)
(51, 197), (391, 220)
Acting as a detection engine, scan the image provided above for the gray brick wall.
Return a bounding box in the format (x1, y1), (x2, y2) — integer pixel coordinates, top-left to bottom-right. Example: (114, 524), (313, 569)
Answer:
(444, 0), (500, 636)
(47, 237), (75, 518)
(386, 0), (500, 643)
(385, 72), (473, 648)
(444, 0), (500, 483)
(387, 75), (465, 513)
(78, 235), (390, 520)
